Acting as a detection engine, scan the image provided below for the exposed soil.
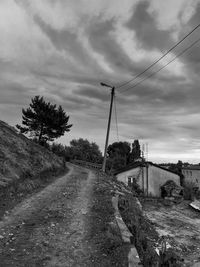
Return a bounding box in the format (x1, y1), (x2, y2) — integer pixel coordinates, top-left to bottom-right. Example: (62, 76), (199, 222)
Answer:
(142, 200), (200, 266)
(0, 164), (128, 266)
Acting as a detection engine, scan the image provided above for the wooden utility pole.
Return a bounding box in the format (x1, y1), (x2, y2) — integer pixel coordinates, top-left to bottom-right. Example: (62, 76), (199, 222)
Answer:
(101, 83), (115, 173)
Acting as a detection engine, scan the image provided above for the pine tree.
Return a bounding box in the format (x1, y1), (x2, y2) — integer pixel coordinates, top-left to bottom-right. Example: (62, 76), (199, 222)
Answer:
(130, 139), (141, 161)
(16, 96), (72, 144)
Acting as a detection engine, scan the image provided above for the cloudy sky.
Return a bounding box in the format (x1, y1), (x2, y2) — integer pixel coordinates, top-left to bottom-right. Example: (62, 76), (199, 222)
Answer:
(1, 0), (200, 163)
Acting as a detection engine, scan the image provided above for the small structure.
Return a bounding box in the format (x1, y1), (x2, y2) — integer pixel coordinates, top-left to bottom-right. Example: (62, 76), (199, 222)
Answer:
(115, 162), (180, 197)
(182, 165), (200, 187)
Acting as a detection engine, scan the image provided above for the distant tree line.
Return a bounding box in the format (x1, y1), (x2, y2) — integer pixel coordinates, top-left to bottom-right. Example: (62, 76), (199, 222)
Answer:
(159, 160), (188, 173)
(49, 139), (141, 170)
(106, 139), (141, 172)
(50, 138), (103, 163)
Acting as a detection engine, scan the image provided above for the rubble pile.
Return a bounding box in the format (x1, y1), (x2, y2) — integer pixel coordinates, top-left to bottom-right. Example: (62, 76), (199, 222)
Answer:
(161, 180), (183, 203)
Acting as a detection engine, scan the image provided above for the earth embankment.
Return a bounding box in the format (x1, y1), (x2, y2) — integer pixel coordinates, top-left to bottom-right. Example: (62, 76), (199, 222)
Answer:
(0, 120), (66, 218)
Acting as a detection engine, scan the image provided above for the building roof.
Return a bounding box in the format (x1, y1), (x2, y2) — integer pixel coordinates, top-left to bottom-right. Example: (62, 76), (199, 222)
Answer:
(114, 161), (145, 175)
(114, 161), (180, 176)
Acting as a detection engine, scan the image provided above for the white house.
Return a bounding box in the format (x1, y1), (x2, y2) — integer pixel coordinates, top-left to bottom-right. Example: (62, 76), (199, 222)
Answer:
(182, 166), (200, 187)
(115, 162), (180, 197)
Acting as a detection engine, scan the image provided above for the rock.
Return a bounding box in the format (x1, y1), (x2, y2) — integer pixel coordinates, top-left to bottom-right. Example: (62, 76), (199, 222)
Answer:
(42, 240), (49, 246)
(81, 209), (87, 215)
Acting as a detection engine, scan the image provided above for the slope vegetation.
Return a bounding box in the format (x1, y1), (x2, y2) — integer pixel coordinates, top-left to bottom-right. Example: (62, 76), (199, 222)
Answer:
(0, 120), (67, 219)
(0, 120), (65, 188)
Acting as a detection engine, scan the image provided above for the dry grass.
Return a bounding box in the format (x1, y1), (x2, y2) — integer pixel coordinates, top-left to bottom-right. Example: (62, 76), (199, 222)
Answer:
(0, 120), (65, 188)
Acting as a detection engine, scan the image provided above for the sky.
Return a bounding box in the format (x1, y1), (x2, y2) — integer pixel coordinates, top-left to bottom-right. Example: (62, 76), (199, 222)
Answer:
(0, 0), (200, 163)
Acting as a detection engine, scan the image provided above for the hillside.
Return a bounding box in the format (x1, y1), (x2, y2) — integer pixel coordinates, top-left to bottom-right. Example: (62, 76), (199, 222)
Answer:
(0, 120), (65, 188)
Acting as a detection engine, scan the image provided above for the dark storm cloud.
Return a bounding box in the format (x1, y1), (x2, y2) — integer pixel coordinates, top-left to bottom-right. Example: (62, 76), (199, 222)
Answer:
(118, 79), (187, 109)
(0, 82), (36, 106)
(74, 85), (109, 102)
(120, 118), (175, 141)
(177, 37), (200, 76)
(186, 2), (200, 28)
(177, 2), (200, 74)
(126, 0), (174, 51)
(34, 70), (93, 87)
(1, 0), (200, 162)
(116, 81), (200, 146)
(61, 97), (94, 112)
(34, 16), (108, 77)
(87, 18), (140, 76)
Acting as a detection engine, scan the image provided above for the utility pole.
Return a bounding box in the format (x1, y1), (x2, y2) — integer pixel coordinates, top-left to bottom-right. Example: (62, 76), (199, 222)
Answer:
(101, 82), (115, 173)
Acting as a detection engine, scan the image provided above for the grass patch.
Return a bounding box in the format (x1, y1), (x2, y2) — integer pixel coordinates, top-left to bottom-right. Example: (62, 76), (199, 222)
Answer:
(87, 172), (128, 267)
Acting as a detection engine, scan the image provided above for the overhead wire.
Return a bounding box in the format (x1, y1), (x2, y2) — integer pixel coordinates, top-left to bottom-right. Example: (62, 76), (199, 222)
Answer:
(116, 23), (200, 90)
(120, 37), (200, 93)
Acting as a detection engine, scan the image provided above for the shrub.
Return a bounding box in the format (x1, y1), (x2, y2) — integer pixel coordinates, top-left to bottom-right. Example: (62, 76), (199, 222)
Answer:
(183, 181), (198, 200)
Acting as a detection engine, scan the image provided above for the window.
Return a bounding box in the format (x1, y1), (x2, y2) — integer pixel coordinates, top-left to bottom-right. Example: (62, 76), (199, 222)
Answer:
(128, 177), (132, 187)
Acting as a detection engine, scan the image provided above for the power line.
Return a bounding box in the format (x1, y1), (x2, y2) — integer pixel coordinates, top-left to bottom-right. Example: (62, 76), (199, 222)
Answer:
(113, 94), (119, 141)
(116, 23), (200, 90)
(120, 37), (200, 93)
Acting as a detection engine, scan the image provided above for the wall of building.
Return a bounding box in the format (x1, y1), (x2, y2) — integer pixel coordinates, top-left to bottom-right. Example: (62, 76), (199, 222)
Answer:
(116, 166), (146, 190)
(182, 169), (200, 187)
(147, 165), (180, 197)
(116, 164), (180, 197)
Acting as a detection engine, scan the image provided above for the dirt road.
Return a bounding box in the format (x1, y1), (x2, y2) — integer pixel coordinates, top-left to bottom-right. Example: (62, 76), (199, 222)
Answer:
(0, 163), (97, 267)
